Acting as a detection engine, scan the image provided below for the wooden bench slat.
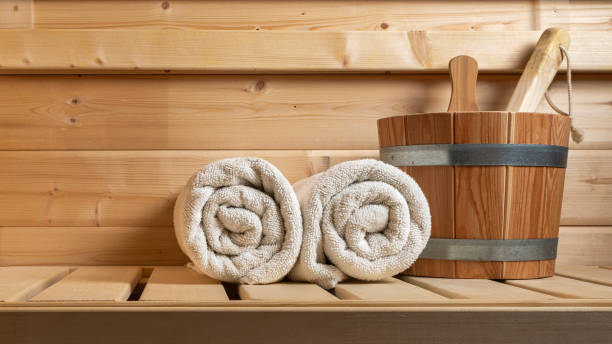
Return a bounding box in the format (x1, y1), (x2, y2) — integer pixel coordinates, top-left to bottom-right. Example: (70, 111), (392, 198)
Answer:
(0, 267), (70, 302)
(401, 276), (556, 300)
(30, 267), (142, 302)
(335, 277), (446, 301)
(555, 266), (612, 287)
(139, 267), (228, 301)
(506, 276), (612, 299)
(238, 283), (338, 301)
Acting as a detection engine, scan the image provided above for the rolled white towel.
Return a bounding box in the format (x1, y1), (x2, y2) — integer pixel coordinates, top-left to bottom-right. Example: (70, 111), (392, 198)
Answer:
(289, 159), (431, 289)
(174, 157), (302, 284)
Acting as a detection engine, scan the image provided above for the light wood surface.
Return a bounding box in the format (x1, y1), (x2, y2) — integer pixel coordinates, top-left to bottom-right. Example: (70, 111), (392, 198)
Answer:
(30, 267), (142, 302)
(556, 227), (612, 266)
(3, 226), (609, 268)
(0, 227), (185, 266)
(506, 28), (570, 112)
(0, 267), (69, 302)
(24, 0), (549, 31)
(334, 278), (446, 301)
(140, 267), (228, 301)
(0, 74), (608, 150)
(0, 30), (609, 73)
(447, 56), (479, 111)
(238, 283), (338, 301)
(507, 276), (612, 299)
(555, 266), (612, 287)
(401, 276), (556, 300)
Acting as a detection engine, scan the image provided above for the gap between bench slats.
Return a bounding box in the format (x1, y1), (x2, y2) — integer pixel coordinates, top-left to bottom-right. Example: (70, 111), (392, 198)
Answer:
(0, 267), (70, 302)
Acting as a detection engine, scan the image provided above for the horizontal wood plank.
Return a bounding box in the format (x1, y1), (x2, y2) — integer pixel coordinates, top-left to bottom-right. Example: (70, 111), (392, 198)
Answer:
(28, 1), (612, 31)
(0, 30), (610, 73)
(2, 307), (612, 344)
(0, 150), (374, 227)
(238, 283), (338, 301)
(0, 227), (186, 266)
(334, 278), (446, 301)
(555, 266), (612, 287)
(139, 267), (228, 301)
(556, 227), (612, 266)
(30, 266), (142, 301)
(506, 276), (612, 299)
(4, 226), (610, 266)
(0, 149), (607, 227)
(401, 276), (555, 300)
(0, 74), (609, 150)
(28, 0), (533, 31)
(0, 266), (69, 301)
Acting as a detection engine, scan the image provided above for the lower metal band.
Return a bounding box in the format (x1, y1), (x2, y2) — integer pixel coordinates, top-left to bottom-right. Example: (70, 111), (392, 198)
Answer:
(380, 144), (568, 167)
(419, 238), (558, 261)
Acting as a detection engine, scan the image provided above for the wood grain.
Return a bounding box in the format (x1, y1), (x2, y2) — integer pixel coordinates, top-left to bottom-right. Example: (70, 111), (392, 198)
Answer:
(0, 0), (32, 29)
(394, 113), (455, 277)
(555, 266), (612, 287)
(30, 267), (142, 302)
(556, 227), (612, 266)
(0, 149), (606, 228)
(30, 0), (537, 31)
(454, 112), (508, 278)
(334, 278), (446, 301)
(447, 56), (479, 111)
(27, 1), (612, 31)
(0, 227), (186, 266)
(0, 266), (69, 301)
(506, 276), (612, 299)
(506, 28), (570, 112)
(0, 30), (609, 73)
(0, 74), (608, 150)
(0, 150), (375, 227)
(401, 276), (555, 300)
(238, 283), (337, 301)
(140, 267), (228, 301)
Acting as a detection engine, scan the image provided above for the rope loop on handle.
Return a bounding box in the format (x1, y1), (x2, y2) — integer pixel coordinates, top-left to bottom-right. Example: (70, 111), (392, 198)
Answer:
(544, 46), (584, 143)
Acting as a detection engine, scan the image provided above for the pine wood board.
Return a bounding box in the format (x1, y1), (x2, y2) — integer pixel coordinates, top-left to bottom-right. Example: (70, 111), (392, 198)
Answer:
(0, 0), (32, 29)
(556, 227), (612, 267)
(30, 267), (142, 302)
(0, 74), (608, 150)
(0, 266), (70, 302)
(24, 0), (612, 31)
(139, 267), (228, 301)
(0, 149), (607, 227)
(555, 266), (612, 287)
(506, 276), (612, 299)
(0, 30), (610, 73)
(401, 276), (556, 300)
(334, 278), (446, 301)
(0, 227), (186, 266)
(30, 0), (535, 31)
(238, 283), (338, 301)
(0, 150), (374, 227)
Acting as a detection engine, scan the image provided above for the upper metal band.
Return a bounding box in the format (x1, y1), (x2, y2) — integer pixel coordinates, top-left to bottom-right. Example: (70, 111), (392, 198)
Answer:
(419, 238), (558, 262)
(380, 144), (568, 167)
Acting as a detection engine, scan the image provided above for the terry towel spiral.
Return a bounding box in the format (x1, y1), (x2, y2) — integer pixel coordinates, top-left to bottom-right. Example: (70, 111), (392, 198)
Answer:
(289, 159), (431, 289)
(173, 157), (303, 284)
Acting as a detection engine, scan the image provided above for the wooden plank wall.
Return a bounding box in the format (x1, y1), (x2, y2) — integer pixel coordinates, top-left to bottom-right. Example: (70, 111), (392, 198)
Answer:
(0, 0), (611, 266)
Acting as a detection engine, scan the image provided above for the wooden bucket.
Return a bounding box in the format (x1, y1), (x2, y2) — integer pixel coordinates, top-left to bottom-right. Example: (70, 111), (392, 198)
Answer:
(378, 111), (570, 279)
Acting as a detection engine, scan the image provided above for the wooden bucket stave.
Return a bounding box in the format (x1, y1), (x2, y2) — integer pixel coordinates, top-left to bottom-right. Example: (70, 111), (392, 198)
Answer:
(378, 111), (570, 279)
